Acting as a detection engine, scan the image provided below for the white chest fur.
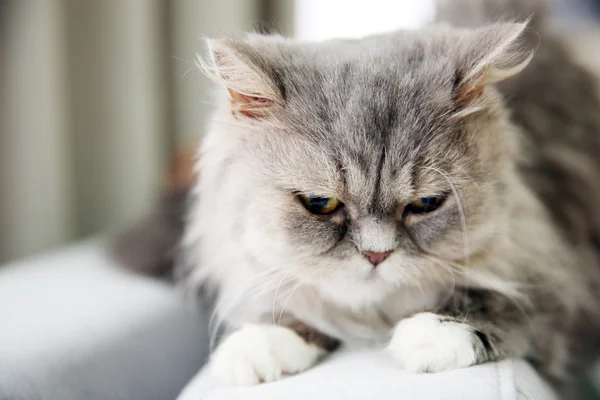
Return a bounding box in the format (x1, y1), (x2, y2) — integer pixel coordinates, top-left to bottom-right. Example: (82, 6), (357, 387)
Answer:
(273, 282), (446, 346)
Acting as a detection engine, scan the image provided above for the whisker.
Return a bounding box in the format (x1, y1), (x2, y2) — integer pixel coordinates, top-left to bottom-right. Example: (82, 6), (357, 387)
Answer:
(421, 166), (471, 269)
(423, 254), (457, 277)
(422, 255), (457, 302)
(425, 254), (471, 276)
(422, 166), (472, 322)
(301, 264), (318, 291)
(210, 282), (280, 351)
(272, 267), (296, 325)
(278, 279), (305, 325)
(209, 267), (280, 349)
(210, 279), (280, 350)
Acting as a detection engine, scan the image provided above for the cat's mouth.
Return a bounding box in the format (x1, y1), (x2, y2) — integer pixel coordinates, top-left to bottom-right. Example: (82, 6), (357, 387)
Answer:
(364, 264), (389, 281)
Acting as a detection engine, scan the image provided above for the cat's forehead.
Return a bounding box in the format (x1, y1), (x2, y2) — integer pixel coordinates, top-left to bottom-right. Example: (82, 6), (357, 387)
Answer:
(270, 35), (464, 190)
(276, 35), (458, 142)
(283, 37), (454, 91)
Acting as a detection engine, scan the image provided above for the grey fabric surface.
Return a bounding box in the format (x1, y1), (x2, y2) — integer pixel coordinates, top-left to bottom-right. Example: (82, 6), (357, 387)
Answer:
(0, 239), (209, 400)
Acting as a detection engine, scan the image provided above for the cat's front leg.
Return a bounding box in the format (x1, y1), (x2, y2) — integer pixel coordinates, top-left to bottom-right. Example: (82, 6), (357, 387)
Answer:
(210, 321), (339, 386)
(387, 312), (495, 373)
(387, 288), (524, 373)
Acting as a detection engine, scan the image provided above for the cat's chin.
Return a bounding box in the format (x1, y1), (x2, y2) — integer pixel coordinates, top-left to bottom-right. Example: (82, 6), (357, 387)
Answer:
(309, 258), (426, 309)
(316, 275), (397, 309)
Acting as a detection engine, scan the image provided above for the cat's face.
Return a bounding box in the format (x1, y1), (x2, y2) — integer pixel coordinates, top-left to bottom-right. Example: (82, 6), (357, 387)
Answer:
(197, 23), (530, 307)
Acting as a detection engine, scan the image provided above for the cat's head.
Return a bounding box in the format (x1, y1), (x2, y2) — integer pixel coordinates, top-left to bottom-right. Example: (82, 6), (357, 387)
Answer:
(195, 22), (532, 308)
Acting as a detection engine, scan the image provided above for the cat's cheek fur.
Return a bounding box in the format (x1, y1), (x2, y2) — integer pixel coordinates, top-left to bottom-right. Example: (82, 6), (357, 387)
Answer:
(387, 312), (487, 373)
(210, 324), (325, 386)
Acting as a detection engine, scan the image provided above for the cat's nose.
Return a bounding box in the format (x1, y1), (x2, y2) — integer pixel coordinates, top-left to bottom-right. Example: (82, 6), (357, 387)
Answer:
(362, 250), (393, 267)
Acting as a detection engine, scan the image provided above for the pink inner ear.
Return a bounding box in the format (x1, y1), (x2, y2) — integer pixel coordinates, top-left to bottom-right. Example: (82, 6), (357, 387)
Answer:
(228, 89), (273, 119)
(212, 50), (231, 78)
(456, 80), (485, 108)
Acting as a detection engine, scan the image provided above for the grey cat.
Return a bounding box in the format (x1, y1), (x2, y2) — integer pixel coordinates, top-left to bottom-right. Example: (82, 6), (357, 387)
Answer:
(175, 0), (600, 392)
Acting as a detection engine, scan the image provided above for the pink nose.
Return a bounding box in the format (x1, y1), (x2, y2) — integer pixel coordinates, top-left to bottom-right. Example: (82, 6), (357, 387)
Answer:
(362, 250), (393, 267)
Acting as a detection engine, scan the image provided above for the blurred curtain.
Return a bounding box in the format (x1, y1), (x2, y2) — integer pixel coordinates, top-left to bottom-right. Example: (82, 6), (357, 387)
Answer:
(0, 0), (294, 263)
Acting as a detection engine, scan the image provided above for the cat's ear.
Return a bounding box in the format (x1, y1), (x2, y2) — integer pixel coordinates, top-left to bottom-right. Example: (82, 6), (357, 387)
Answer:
(200, 38), (282, 119)
(455, 21), (533, 111)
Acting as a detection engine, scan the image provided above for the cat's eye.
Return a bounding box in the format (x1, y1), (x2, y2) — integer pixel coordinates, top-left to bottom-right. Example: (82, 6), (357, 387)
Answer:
(298, 194), (342, 215)
(405, 195), (446, 215)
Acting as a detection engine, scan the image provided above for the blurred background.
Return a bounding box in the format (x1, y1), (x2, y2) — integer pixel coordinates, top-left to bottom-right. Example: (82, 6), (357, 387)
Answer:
(1, 0), (599, 264)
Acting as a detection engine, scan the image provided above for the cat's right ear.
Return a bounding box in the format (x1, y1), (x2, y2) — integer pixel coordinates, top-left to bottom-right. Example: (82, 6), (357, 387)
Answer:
(199, 38), (282, 119)
(453, 21), (534, 116)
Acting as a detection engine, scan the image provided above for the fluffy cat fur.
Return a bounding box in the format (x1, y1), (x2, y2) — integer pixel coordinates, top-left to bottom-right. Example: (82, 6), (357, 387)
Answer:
(173, 0), (600, 391)
(114, 147), (196, 278)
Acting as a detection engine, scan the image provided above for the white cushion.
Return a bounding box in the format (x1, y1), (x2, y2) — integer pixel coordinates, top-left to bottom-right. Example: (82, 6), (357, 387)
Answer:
(178, 346), (558, 400)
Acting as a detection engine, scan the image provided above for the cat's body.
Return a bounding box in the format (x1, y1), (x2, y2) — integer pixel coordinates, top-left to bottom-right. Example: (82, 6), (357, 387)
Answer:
(178, 0), (600, 391)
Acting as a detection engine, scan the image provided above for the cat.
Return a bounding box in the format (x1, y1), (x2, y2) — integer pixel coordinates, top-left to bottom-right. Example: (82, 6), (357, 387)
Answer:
(170, 0), (600, 392)
(113, 146), (196, 279)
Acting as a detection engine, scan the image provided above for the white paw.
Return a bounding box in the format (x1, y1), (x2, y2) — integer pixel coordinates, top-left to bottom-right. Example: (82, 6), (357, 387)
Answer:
(210, 324), (324, 386)
(387, 312), (480, 373)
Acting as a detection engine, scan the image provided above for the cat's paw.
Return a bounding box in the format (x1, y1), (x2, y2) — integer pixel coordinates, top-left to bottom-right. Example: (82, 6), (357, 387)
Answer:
(210, 324), (324, 386)
(387, 312), (487, 373)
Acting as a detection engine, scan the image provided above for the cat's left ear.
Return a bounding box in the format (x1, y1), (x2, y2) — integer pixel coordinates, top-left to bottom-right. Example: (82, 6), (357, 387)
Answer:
(200, 37), (283, 119)
(455, 21), (534, 109)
